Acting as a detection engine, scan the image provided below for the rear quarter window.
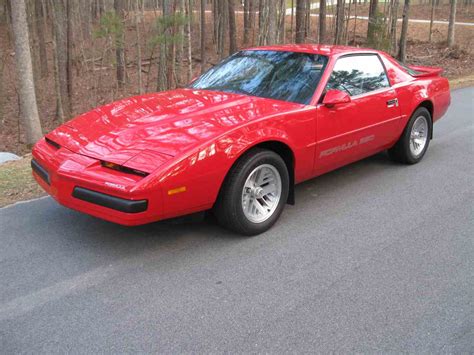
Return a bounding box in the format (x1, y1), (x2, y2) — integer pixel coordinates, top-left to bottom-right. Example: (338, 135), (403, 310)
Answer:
(395, 59), (423, 76)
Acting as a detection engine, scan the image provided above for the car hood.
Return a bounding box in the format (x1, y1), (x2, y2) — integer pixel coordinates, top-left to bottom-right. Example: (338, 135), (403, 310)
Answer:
(46, 89), (303, 173)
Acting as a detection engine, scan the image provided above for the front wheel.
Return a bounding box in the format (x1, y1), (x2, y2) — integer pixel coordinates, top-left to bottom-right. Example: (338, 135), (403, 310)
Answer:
(214, 148), (289, 236)
(388, 107), (432, 164)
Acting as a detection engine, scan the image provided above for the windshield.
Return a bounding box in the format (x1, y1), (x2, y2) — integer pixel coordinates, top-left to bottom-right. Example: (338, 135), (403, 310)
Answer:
(190, 50), (328, 105)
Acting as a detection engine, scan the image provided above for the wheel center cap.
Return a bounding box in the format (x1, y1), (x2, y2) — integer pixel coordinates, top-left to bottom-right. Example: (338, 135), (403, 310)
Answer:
(252, 186), (264, 199)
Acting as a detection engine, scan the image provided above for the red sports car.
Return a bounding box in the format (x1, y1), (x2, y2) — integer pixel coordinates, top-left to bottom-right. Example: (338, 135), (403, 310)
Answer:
(32, 45), (451, 235)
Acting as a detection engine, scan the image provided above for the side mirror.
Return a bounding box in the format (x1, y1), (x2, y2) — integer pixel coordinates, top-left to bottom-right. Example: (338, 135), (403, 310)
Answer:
(323, 89), (351, 108)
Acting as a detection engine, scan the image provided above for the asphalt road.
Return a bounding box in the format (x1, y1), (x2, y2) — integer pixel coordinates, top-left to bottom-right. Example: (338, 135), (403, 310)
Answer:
(1, 88), (473, 353)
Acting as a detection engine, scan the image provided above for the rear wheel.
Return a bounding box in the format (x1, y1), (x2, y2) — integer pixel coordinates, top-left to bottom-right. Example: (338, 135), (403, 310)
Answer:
(388, 107), (431, 164)
(214, 148), (289, 236)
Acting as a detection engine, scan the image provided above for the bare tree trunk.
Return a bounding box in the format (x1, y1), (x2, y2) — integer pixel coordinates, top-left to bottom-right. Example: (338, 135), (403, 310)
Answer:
(319, 0), (326, 43)
(99, 0), (105, 16)
(79, 0), (92, 41)
(135, 0), (143, 94)
(114, 0), (125, 88)
(217, 0), (228, 58)
(34, 0), (48, 77)
(51, 0), (70, 120)
(0, 49), (7, 128)
(329, 0), (336, 37)
(277, 0), (286, 43)
(0, 45), (5, 126)
(176, 0), (185, 86)
(243, 0), (250, 43)
(304, 0), (310, 38)
(367, 0), (378, 44)
(295, 0), (306, 43)
(228, 0), (237, 54)
(185, 0), (193, 82)
(249, 0), (256, 44)
(352, 0), (358, 44)
(157, 13), (167, 89)
(290, 0), (294, 41)
(334, 0), (345, 44)
(157, 0), (174, 90)
(25, 0), (40, 86)
(382, 0), (388, 25)
(66, 0), (73, 109)
(11, 0), (42, 146)
(51, 22), (64, 121)
(344, 0), (352, 44)
(40, 0), (49, 41)
(93, 0), (105, 19)
(4, 0), (11, 26)
(429, 0), (435, 42)
(398, 0), (410, 62)
(257, 0), (277, 45)
(213, 0), (219, 45)
(166, 1), (176, 89)
(447, 0), (457, 47)
(200, 0), (206, 73)
(258, 0), (267, 45)
(390, 0), (399, 54)
(268, 0), (277, 43)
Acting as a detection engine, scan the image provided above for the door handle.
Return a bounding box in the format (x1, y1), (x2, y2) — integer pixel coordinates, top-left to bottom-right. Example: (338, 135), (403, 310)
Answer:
(387, 98), (399, 108)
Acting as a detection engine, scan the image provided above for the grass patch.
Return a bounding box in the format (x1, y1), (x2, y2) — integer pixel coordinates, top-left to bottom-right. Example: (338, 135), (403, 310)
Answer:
(449, 74), (474, 90)
(0, 155), (45, 207)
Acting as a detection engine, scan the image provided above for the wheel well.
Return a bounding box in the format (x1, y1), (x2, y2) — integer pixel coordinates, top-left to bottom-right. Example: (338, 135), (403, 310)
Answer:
(217, 141), (296, 206)
(253, 141), (295, 204)
(417, 100), (434, 139)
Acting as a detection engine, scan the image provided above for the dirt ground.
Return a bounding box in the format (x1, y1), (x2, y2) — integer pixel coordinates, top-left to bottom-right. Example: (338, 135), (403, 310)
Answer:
(0, 5), (473, 157)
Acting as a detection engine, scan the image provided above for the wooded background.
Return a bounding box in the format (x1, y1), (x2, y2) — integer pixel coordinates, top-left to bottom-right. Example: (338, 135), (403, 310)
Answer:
(1, 0), (473, 153)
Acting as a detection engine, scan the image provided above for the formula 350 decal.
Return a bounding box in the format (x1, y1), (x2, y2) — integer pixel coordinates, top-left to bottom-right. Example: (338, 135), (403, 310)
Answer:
(319, 135), (375, 158)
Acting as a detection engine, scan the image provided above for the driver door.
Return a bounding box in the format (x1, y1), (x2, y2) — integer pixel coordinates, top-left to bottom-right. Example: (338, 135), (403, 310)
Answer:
(314, 54), (402, 175)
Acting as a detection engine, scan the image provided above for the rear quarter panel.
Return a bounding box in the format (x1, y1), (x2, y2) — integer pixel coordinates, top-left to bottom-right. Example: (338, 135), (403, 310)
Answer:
(393, 77), (450, 128)
(427, 76), (450, 123)
(381, 54), (450, 128)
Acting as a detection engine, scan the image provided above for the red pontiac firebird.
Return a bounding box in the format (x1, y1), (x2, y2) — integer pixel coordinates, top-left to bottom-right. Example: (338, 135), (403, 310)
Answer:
(32, 45), (451, 235)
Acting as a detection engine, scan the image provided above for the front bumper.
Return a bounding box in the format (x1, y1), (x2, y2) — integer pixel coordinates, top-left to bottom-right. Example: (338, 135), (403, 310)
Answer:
(31, 139), (161, 226)
(72, 186), (148, 213)
(31, 159), (50, 185)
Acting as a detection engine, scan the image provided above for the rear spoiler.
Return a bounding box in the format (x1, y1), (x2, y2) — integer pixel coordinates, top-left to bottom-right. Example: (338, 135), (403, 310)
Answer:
(408, 65), (444, 77)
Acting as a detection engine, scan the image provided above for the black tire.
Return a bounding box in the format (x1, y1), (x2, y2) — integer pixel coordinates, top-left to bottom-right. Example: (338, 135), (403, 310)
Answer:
(388, 107), (432, 164)
(214, 148), (289, 236)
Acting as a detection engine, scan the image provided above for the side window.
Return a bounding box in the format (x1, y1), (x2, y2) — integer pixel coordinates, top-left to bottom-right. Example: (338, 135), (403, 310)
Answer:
(326, 55), (389, 96)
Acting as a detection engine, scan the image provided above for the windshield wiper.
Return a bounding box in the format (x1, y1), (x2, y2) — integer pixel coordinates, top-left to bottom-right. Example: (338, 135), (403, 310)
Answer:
(227, 88), (253, 96)
(201, 86), (253, 97)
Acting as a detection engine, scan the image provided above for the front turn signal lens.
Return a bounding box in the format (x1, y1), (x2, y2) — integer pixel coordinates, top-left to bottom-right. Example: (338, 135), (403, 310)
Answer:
(102, 161), (118, 169)
(168, 186), (187, 195)
(100, 161), (149, 177)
